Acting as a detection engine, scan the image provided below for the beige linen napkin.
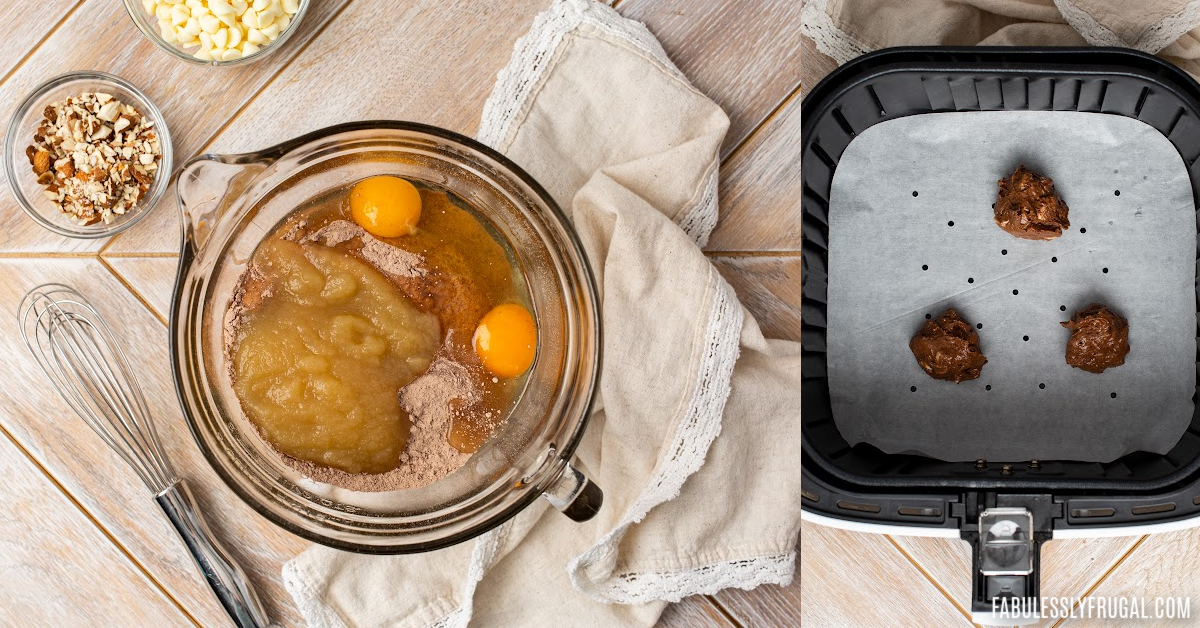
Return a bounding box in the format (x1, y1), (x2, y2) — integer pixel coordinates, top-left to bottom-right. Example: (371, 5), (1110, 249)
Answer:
(802, 0), (1200, 78)
(281, 1), (803, 626)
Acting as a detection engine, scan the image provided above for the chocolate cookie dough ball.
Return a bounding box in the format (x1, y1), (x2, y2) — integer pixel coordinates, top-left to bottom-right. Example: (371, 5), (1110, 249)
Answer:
(994, 165), (1070, 240)
(910, 308), (987, 383)
(1061, 304), (1130, 373)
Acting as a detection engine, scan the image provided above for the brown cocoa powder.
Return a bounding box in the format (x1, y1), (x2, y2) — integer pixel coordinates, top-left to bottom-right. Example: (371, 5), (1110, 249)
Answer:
(304, 220), (425, 278)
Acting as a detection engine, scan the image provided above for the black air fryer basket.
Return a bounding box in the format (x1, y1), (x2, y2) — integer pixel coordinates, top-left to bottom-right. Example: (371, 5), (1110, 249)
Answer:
(800, 47), (1200, 622)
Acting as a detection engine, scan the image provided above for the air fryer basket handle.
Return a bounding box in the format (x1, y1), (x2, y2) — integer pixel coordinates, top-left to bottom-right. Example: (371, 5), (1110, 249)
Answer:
(959, 494), (1056, 626)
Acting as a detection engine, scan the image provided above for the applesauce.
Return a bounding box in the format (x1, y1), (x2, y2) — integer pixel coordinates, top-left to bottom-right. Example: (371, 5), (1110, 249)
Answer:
(226, 181), (534, 484)
(231, 238), (441, 474)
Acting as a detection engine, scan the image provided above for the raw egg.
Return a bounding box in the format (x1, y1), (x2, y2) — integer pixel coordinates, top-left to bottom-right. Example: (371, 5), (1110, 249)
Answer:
(349, 175), (422, 238)
(473, 303), (537, 378)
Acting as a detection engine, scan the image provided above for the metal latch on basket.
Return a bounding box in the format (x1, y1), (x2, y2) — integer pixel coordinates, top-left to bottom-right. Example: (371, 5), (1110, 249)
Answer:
(968, 504), (1046, 626)
(979, 508), (1034, 577)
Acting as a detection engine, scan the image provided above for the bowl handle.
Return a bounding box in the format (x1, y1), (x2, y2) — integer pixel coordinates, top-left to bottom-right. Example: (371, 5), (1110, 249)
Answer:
(541, 460), (603, 521)
(176, 153), (272, 253)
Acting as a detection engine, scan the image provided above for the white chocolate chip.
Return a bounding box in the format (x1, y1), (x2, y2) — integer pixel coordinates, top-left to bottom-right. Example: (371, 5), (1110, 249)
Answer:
(209, 0), (234, 15)
(220, 48), (242, 61)
(256, 8), (275, 28)
(150, 0), (292, 60)
(200, 13), (220, 33)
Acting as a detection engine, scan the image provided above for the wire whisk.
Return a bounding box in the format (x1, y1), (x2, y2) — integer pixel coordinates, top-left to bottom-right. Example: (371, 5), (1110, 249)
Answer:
(19, 283), (277, 628)
(20, 283), (177, 492)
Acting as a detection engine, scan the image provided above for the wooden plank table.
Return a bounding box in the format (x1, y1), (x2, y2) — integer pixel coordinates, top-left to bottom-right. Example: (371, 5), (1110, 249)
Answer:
(0, 1), (802, 626)
(799, 25), (1200, 628)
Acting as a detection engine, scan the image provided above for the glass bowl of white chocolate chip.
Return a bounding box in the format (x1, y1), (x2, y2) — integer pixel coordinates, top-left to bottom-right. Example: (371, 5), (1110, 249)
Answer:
(123, 0), (308, 65)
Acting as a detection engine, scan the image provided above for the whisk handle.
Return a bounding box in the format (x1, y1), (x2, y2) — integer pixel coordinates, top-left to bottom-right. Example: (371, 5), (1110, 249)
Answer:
(157, 480), (281, 628)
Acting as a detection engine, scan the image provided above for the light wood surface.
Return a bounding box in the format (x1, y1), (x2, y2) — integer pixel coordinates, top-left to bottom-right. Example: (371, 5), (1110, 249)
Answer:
(714, 570), (802, 628)
(711, 256), (800, 338)
(801, 522), (977, 627)
(892, 535), (1146, 628)
(1066, 532), (1195, 628)
(0, 0), (78, 83)
(0, 1), (804, 627)
(706, 89), (803, 252)
(617, 0), (804, 159)
(0, 427), (193, 627)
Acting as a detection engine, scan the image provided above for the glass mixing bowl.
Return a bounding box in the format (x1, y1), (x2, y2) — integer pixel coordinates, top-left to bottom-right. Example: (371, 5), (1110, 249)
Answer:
(171, 121), (602, 553)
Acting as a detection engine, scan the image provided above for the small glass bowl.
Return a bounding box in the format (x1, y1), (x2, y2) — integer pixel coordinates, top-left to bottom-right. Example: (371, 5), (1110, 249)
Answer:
(122, 0), (310, 67)
(4, 72), (173, 239)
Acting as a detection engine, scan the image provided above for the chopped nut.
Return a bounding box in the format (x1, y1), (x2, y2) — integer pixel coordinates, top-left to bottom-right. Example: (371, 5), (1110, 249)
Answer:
(25, 92), (162, 225)
(97, 101), (121, 122)
(32, 150), (51, 174)
(132, 167), (153, 186)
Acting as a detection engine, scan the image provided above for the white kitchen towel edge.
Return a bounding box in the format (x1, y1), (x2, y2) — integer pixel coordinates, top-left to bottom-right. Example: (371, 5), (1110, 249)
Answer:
(477, 0), (718, 246)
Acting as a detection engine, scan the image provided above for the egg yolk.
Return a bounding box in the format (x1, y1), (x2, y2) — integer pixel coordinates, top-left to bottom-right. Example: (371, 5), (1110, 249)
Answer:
(473, 303), (537, 378)
(349, 175), (422, 238)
